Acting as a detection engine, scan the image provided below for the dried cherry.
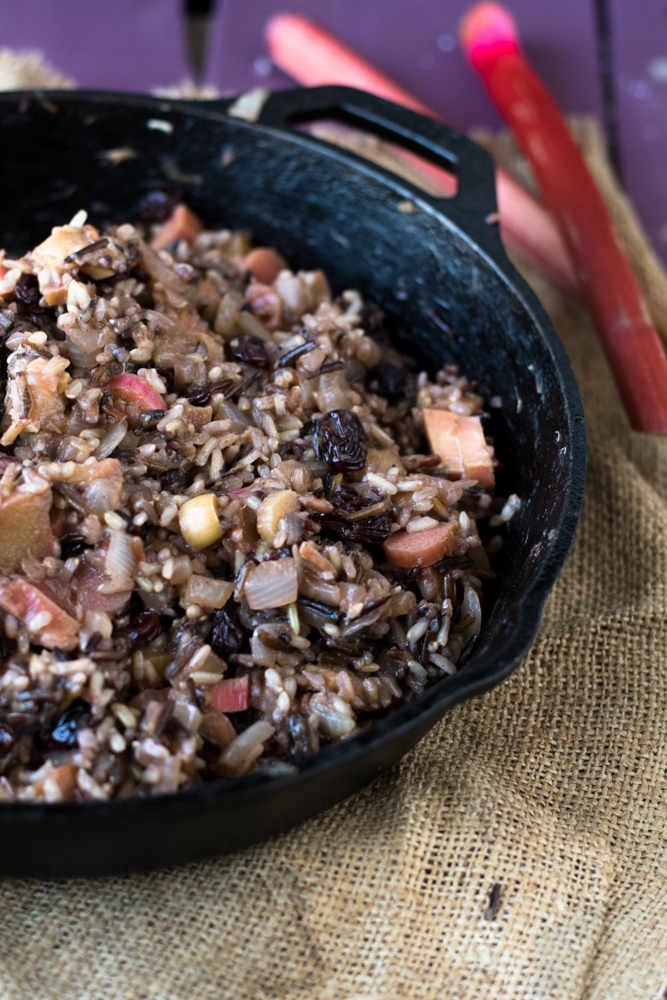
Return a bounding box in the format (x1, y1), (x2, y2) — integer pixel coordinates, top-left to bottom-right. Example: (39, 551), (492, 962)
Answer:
(314, 409), (367, 473)
(14, 273), (41, 309)
(210, 606), (246, 661)
(228, 334), (271, 369)
(47, 699), (94, 750)
(138, 189), (182, 225)
(319, 489), (391, 545)
(115, 610), (162, 650)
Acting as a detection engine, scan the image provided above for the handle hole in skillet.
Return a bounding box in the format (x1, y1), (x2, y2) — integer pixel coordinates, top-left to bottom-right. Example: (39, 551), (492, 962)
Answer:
(289, 114), (458, 199)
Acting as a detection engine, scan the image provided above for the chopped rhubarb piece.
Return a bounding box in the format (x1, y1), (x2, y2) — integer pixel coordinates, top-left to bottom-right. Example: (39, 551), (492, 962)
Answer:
(104, 373), (166, 413)
(0, 490), (55, 572)
(150, 204), (203, 252)
(210, 675), (250, 713)
(199, 707), (237, 747)
(51, 763), (78, 799)
(0, 578), (80, 650)
(423, 408), (495, 489)
(242, 247), (287, 285)
(74, 563), (132, 615)
(383, 522), (460, 568)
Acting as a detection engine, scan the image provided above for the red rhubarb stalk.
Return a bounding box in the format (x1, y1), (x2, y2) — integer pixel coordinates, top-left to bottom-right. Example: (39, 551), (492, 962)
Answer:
(460, 2), (667, 432)
(265, 12), (578, 294)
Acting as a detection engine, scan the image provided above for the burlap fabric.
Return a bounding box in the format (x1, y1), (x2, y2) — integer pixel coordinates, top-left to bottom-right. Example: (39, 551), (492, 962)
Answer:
(0, 56), (666, 995)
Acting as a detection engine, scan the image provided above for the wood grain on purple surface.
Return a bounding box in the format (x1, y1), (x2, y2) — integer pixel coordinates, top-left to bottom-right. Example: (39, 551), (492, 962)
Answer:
(207, 0), (603, 128)
(609, 0), (667, 265)
(0, 0), (190, 92)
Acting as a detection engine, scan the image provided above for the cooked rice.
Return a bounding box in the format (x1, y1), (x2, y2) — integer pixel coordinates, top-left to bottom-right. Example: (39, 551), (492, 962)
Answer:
(0, 201), (515, 802)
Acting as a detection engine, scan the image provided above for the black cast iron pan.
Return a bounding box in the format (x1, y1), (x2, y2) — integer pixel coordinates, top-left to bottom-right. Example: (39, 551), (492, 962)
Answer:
(0, 86), (585, 877)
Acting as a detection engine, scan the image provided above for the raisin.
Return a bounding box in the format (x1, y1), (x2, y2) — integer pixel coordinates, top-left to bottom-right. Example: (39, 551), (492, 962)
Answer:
(60, 532), (88, 559)
(319, 489), (392, 545)
(138, 189), (182, 225)
(367, 363), (406, 399)
(228, 334), (271, 369)
(155, 367), (174, 392)
(263, 546), (293, 561)
(14, 273), (41, 309)
(159, 467), (188, 492)
(210, 606), (246, 661)
(115, 610), (162, 651)
(314, 409), (367, 473)
(47, 699), (94, 750)
(0, 723), (14, 751)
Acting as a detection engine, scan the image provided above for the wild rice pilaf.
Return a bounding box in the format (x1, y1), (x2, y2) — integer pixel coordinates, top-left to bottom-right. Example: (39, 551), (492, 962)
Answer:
(0, 198), (518, 802)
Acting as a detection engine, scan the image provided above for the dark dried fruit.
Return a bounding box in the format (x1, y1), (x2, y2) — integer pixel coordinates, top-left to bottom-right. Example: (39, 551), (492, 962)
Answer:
(367, 363), (406, 399)
(159, 467), (188, 492)
(228, 334), (271, 369)
(115, 610), (162, 651)
(14, 273), (41, 309)
(187, 378), (235, 407)
(263, 546), (293, 561)
(60, 532), (88, 559)
(155, 367), (174, 392)
(138, 189), (182, 226)
(319, 489), (392, 545)
(13, 274), (60, 337)
(210, 606), (246, 661)
(47, 699), (94, 750)
(314, 409), (367, 473)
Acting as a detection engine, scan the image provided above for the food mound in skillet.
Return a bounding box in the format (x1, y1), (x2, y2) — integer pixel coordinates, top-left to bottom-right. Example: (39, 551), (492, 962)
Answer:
(0, 199), (519, 802)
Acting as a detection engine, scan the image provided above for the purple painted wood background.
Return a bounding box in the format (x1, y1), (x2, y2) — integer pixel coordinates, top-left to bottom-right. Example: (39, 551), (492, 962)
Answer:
(207, 0), (604, 127)
(609, 0), (667, 265)
(0, 0), (190, 92)
(2, 0), (667, 266)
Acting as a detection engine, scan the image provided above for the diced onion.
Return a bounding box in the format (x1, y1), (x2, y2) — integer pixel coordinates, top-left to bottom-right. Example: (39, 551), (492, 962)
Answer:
(217, 720), (274, 774)
(95, 420), (128, 461)
(244, 558), (298, 610)
(184, 575), (233, 609)
(105, 530), (137, 582)
(460, 583), (482, 642)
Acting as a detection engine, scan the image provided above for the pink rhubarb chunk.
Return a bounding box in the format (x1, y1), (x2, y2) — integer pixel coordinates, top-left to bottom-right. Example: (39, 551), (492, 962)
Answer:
(0, 578), (80, 650)
(104, 374), (166, 413)
(383, 522), (460, 569)
(242, 247), (287, 285)
(423, 408), (495, 489)
(210, 675), (250, 713)
(151, 204), (203, 252)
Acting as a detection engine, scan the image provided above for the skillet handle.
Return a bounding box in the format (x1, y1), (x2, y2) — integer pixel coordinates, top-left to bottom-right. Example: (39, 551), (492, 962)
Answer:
(250, 85), (502, 258)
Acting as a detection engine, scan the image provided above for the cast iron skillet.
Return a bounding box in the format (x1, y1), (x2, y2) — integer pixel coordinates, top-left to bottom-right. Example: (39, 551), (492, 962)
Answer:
(0, 86), (585, 877)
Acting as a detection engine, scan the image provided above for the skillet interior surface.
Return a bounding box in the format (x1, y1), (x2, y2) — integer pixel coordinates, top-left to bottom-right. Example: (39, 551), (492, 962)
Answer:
(0, 87), (585, 876)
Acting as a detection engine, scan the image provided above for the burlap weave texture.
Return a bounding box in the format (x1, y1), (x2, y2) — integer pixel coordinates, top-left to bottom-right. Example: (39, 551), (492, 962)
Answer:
(0, 122), (666, 1000)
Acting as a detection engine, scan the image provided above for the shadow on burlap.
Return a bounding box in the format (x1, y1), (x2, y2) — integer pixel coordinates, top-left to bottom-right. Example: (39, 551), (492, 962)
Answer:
(0, 98), (665, 997)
